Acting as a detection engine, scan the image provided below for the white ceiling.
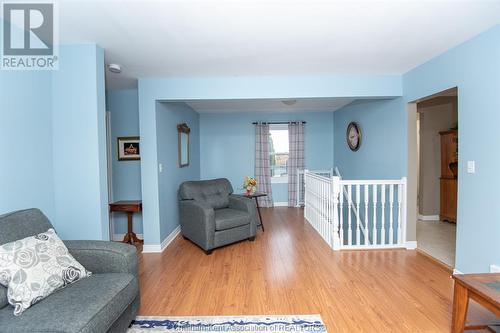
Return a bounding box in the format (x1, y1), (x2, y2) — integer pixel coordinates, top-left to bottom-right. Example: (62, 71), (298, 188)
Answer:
(185, 97), (355, 113)
(54, 0), (500, 90)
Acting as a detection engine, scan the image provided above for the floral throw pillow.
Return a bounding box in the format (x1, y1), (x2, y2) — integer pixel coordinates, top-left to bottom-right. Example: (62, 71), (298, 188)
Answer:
(0, 228), (91, 316)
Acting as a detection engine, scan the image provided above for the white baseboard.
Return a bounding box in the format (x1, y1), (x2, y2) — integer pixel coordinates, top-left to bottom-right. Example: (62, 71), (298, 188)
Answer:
(113, 233), (144, 241)
(273, 202), (289, 207)
(418, 214), (440, 221)
(490, 264), (500, 273)
(405, 241), (417, 250)
(142, 226), (181, 254)
(160, 226), (181, 251)
(453, 268), (463, 275)
(142, 243), (162, 253)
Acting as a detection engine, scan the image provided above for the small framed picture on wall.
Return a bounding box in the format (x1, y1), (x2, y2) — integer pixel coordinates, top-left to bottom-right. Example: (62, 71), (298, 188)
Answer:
(117, 136), (140, 161)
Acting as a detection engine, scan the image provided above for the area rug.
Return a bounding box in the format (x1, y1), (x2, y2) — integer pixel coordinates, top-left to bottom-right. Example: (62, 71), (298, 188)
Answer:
(128, 315), (327, 332)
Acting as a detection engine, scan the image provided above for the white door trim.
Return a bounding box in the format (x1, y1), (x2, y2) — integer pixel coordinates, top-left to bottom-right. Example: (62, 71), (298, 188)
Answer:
(106, 111), (114, 239)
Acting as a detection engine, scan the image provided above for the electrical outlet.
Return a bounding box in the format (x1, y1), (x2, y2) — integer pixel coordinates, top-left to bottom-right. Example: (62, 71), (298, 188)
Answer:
(490, 264), (500, 273)
(467, 161), (475, 174)
(159, 163), (163, 173)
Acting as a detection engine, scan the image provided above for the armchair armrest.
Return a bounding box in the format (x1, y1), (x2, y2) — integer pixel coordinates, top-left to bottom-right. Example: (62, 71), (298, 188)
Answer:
(64, 240), (138, 277)
(229, 195), (258, 232)
(179, 200), (215, 250)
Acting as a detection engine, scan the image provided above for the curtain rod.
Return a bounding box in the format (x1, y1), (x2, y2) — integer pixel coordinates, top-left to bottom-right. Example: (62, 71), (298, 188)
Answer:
(252, 121), (306, 125)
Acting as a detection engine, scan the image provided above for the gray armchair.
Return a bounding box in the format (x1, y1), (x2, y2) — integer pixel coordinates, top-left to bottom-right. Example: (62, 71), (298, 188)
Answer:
(0, 208), (139, 333)
(179, 178), (258, 254)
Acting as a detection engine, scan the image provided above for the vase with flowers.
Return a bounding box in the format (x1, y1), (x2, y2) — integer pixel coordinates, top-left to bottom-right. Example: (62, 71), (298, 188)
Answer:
(242, 176), (258, 195)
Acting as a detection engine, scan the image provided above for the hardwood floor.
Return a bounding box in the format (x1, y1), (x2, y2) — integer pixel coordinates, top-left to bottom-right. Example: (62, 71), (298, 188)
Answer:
(137, 207), (490, 332)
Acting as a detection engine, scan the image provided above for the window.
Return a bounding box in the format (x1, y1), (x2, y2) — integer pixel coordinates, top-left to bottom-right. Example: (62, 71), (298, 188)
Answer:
(269, 124), (289, 183)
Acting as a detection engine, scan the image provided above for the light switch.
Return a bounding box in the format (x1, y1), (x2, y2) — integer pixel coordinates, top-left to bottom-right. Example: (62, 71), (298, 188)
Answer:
(159, 163), (163, 173)
(467, 161), (475, 174)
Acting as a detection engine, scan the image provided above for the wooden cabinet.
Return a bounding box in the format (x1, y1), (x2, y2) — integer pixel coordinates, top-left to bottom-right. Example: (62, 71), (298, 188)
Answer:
(440, 178), (457, 222)
(439, 130), (458, 223)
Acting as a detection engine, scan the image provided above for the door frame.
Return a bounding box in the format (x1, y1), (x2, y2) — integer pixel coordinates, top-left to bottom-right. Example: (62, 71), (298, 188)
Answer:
(406, 87), (458, 265)
(106, 111), (114, 240)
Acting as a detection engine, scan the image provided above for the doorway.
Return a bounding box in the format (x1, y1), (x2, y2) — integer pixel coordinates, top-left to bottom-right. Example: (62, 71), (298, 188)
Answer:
(414, 88), (458, 268)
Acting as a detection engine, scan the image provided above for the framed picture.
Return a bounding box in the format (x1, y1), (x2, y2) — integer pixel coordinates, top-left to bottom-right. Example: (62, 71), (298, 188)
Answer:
(117, 136), (140, 161)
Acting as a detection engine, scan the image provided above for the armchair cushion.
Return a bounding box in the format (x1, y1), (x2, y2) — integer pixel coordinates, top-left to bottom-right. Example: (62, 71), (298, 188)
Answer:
(215, 209), (250, 231)
(64, 240), (138, 278)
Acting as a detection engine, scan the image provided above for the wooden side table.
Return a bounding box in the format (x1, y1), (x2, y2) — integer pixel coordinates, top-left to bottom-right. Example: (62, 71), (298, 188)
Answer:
(109, 200), (143, 245)
(452, 273), (500, 332)
(234, 192), (268, 232)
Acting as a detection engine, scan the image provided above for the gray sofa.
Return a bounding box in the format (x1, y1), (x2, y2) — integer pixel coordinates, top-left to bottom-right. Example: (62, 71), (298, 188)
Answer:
(179, 178), (258, 254)
(0, 208), (139, 333)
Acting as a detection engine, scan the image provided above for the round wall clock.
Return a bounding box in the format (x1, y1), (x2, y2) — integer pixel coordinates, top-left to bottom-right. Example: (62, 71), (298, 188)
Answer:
(346, 122), (361, 151)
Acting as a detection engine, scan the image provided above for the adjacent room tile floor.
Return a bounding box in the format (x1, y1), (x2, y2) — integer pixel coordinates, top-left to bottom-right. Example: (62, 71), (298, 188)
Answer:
(417, 219), (456, 267)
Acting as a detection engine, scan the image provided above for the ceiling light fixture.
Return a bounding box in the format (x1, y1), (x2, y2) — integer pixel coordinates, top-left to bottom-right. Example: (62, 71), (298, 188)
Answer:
(282, 99), (297, 106)
(108, 63), (121, 74)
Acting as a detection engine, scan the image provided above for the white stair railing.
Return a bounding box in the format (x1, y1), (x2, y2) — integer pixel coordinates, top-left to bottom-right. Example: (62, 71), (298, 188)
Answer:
(338, 178), (407, 249)
(334, 167), (368, 242)
(296, 168), (333, 207)
(304, 171), (340, 249)
(304, 171), (407, 250)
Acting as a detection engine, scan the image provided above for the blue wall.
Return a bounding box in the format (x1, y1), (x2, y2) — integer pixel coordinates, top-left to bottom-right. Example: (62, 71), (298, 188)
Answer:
(107, 89), (143, 235)
(156, 102), (200, 241)
(334, 99), (406, 245)
(200, 111), (334, 203)
(138, 75), (401, 246)
(334, 98), (406, 179)
(51, 44), (109, 240)
(0, 44), (108, 241)
(403, 25), (500, 273)
(0, 71), (55, 219)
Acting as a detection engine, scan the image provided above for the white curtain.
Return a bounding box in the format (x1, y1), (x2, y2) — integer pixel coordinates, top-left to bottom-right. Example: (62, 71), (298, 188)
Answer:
(288, 122), (305, 207)
(255, 123), (274, 207)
